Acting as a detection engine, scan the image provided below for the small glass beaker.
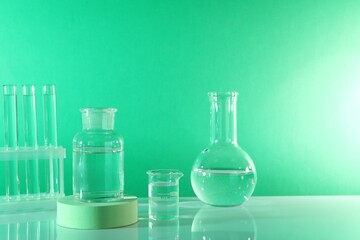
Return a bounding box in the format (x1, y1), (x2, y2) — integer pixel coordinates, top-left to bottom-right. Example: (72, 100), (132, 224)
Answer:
(147, 169), (183, 220)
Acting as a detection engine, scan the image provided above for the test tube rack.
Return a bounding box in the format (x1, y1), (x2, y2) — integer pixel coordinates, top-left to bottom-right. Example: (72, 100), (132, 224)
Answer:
(0, 84), (65, 213)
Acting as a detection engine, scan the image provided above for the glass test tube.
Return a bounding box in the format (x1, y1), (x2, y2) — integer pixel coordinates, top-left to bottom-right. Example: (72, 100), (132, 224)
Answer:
(27, 221), (40, 240)
(23, 85), (40, 197)
(39, 220), (53, 239)
(7, 223), (20, 240)
(43, 84), (59, 195)
(3, 85), (20, 199)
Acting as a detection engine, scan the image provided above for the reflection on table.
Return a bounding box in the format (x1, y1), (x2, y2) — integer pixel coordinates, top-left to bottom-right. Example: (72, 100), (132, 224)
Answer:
(0, 210), (57, 239)
(1, 196), (360, 239)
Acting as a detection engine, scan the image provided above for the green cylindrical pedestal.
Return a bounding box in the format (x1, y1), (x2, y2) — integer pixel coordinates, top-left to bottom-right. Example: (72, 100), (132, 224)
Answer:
(57, 196), (138, 229)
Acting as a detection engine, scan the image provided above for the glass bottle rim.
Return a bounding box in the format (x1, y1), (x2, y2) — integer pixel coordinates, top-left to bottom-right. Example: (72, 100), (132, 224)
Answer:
(80, 107), (118, 114)
(208, 91), (238, 98)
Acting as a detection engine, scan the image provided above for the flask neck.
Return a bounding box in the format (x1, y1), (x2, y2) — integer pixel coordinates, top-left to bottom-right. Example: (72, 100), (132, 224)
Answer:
(209, 92), (238, 144)
(81, 108), (117, 130)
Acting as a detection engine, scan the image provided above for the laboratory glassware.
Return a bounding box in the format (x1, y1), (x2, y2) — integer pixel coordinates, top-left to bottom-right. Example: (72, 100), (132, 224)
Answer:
(147, 169), (183, 220)
(42, 84), (59, 195)
(0, 84), (65, 212)
(3, 85), (20, 199)
(191, 92), (257, 206)
(43, 84), (58, 147)
(73, 108), (124, 202)
(22, 85), (40, 196)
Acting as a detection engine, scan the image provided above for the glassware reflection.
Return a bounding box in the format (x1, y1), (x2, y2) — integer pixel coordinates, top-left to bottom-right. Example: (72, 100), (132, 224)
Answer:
(57, 224), (138, 240)
(191, 205), (256, 240)
(0, 219), (56, 239)
(148, 219), (179, 240)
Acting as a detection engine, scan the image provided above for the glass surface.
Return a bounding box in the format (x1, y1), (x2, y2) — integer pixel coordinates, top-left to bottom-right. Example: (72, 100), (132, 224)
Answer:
(0, 211), (57, 239)
(22, 85), (38, 148)
(192, 204), (256, 239)
(149, 219), (179, 240)
(73, 108), (124, 202)
(42, 84), (58, 147)
(3, 85), (18, 148)
(147, 169), (183, 220)
(191, 92), (257, 206)
(22, 85), (40, 197)
(3, 85), (20, 199)
(42, 84), (59, 196)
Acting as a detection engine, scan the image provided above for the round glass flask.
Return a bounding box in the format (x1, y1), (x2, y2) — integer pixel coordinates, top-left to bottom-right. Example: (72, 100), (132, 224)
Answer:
(73, 108), (124, 202)
(191, 92), (257, 206)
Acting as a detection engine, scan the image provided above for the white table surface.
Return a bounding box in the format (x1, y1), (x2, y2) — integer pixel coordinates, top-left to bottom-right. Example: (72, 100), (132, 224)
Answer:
(1, 196), (360, 239)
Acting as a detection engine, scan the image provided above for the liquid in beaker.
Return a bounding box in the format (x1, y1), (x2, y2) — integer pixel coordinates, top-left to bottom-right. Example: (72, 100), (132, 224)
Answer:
(147, 169), (183, 220)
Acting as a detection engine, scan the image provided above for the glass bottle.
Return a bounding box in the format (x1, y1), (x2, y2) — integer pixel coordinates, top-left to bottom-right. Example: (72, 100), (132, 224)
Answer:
(73, 108), (124, 202)
(191, 92), (257, 206)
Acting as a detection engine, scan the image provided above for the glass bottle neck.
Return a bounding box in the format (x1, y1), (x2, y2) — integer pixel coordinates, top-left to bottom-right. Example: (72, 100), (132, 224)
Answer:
(81, 108), (117, 130)
(209, 92), (238, 144)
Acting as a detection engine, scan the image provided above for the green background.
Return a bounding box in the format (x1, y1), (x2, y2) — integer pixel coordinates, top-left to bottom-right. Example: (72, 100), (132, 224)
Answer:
(1, 0), (360, 197)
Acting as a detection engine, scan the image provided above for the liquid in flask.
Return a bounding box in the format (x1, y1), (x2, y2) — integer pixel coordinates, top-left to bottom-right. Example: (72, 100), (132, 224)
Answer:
(191, 92), (257, 207)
